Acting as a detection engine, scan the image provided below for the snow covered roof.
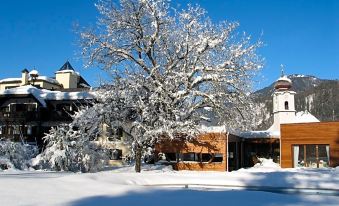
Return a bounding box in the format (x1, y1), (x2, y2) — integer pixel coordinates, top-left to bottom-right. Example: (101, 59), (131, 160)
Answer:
(55, 69), (80, 75)
(200, 125), (226, 133)
(276, 75), (292, 83)
(240, 130), (280, 139)
(0, 85), (95, 107)
(30, 76), (60, 85)
(0, 78), (21, 83)
(41, 89), (95, 101)
(29, 70), (39, 76)
(0, 85), (47, 106)
(294, 111), (320, 123)
(0, 76), (59, 85)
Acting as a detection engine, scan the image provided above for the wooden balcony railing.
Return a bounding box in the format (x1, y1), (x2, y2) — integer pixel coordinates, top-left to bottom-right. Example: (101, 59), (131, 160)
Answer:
(0, 110), (73, 122)
(0, 111), (39, 122)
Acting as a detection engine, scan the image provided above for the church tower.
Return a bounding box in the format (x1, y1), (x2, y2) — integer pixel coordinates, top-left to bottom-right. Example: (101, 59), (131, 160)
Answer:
(269, 71), (296, 132)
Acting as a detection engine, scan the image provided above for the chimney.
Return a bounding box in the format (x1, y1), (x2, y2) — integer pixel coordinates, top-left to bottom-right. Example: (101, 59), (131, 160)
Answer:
(21, 69), (29, 86)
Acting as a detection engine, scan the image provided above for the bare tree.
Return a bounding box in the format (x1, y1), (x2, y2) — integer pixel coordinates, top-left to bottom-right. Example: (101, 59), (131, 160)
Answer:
(80, 0), (263, 172)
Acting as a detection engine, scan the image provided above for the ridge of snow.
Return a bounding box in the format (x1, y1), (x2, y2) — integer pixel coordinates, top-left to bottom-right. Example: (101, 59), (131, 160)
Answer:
(294, 111), (320, 123)
(29, 76), (60, 85)
(199, 125), (226, 133)
(40, 89), (95, 101)
(0, 85), (47, 106)
(29, 70), (39, 76)
(240, 130), (280, 139)
(0, 85), (95, 107)
(0, 78), (21, 83)
(55, 69), (80, 76)
(0, 76), (59, 85)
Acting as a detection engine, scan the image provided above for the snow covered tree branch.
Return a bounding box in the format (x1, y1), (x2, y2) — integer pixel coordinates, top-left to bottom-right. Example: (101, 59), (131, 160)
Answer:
(80, 0), (263, 172)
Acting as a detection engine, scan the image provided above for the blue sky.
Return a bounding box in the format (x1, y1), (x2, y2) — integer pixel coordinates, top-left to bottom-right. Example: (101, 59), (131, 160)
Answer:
(0, 0), (338, 89)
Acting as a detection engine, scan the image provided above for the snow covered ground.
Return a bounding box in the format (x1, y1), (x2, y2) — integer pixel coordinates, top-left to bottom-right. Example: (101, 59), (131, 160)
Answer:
(1, 162), (338, 206)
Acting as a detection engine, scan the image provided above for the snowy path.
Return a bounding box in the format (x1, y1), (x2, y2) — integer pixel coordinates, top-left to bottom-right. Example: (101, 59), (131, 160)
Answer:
(1, 166), (338, 206)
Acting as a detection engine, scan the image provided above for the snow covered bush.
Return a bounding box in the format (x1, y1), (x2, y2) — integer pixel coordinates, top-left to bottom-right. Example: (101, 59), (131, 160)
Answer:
(34, 106), (109, 173)
(0, 140), (38, 170)
(80, 0), (263, 172)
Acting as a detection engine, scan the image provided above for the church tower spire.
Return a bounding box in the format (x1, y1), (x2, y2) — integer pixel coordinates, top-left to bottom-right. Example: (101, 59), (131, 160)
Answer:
(269, 68), (296, 132)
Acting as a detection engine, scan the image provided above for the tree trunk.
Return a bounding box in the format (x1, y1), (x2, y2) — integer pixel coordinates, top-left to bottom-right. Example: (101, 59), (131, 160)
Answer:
(135, 144), (142, 173)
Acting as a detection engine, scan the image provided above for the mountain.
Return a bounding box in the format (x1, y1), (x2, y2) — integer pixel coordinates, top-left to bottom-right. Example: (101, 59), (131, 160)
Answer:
(253, 74), (339, 130)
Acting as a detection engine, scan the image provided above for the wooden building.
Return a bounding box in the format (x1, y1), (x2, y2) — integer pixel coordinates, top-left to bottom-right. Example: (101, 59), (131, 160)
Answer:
(155, 73), (339, 171)
(155, 132), (242, 171)
(280, 121), (339, 168)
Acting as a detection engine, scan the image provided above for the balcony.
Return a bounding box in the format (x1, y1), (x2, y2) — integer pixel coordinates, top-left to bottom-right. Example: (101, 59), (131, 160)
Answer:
(0, 110), (73, 123)
(0, 111), (40, 122)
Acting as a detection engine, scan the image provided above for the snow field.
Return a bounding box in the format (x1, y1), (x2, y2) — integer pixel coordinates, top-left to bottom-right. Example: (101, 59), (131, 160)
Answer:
(1, 164), (338, 206)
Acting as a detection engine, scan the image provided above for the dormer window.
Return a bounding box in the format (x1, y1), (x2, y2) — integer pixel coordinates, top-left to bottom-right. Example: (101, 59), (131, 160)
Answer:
(285, 101), (289, 110)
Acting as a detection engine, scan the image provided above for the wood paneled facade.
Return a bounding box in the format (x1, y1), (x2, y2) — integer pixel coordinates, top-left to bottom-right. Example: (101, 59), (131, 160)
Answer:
(155, 133), (241, 171)
(280, 122), (339, 168)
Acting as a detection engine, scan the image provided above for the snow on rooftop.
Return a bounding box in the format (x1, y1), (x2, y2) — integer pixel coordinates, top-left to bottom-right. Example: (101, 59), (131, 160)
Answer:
(200, 125), (226, 133)
(0, 85), (95, 107)
(40, 89), (95, 101)
(29, 70), (39, 76)
(55, 69), (80, 76)
(0, 85), (47, 107)
(0, 76), (59, 85)
(30, 76), (59, 85)
(0, 78), (21, 83)
(294, 111), (320, 123)
(276, 75), (292, 83)
(240, 130), (280, 139)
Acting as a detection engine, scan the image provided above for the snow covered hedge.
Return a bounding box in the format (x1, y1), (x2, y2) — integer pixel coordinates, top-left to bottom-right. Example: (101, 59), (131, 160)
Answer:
(0, 140), (38, 170)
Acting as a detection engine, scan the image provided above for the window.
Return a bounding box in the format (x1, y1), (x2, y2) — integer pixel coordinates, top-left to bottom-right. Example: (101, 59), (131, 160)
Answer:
(201, 153), (212, 162)
(178, 153), (223, 163)
(284, 101), (289, 110)
(14, 125), (21, 135)
(109, 149), (122, 160)
(115, 127), (123, 138)
(293, 145), (330, 168)
(165, 153), (177, 162)
(181, 153), (197, 162)
(108, 127), (123, 141)
(1, 106), (9, 112)
(14, 104), (26, 112)
(213, 154), (223, 162)
(26, 104), (36, 112)
(5, 86), (18, 89)
(7, 126), (13, 135)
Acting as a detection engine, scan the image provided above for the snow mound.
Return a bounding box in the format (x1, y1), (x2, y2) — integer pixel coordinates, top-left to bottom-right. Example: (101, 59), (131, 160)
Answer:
(110, 164), (174, 173)
(236, 158), (281, 173)
(253, 158), (280, 169)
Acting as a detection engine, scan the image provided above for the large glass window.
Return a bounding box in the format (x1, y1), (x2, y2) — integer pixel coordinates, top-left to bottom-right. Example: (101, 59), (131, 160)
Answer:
(181, 153), (197, 162)
(293, 145), (330, 168)
(179, 153), (223, 163)
(164, 153), (177, 162)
